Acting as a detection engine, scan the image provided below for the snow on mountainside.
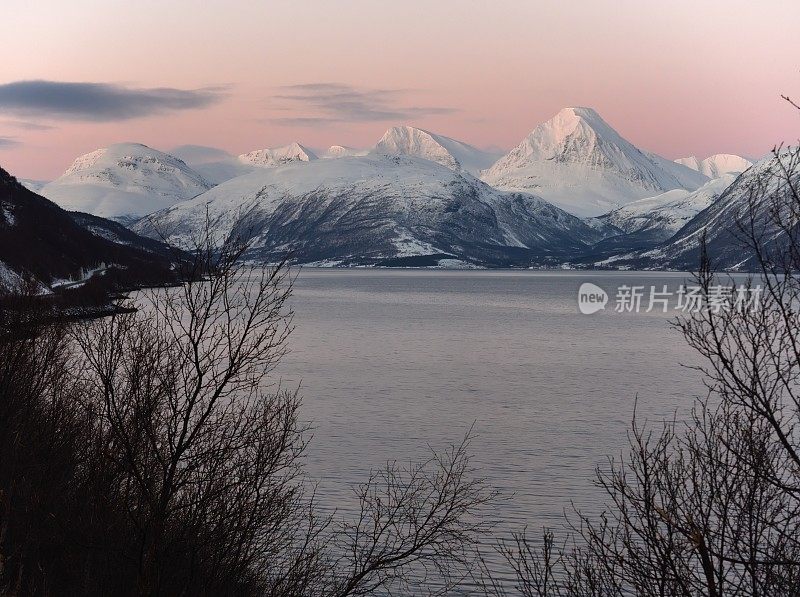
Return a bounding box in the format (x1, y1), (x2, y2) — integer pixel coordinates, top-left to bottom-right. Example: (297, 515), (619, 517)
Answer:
(599, 174), (736, 241)
(645, 154), (796, 270)
(599, 152), (798, 271)
(481, 107), (708, 217)
(40, 143), (212, 222)
(0, 165), (179, 292)
(238, 142), (318, 167)
(323, 145), (369, 159)
(372, 126), (500, 176)
(134, 154), (602, 267)
(675, 154), (753, 179)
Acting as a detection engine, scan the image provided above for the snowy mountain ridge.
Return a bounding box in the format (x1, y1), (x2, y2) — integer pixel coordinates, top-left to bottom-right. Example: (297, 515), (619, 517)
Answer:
(637, 154), (794, 269)
(323, 145), (369, 159)
(0, 165), (180, 292)
(168, 145), (254, 185)
(30, 108), (765, 269)
(238, 142), (318, 167)
(133, 153), (602, 267)
(675, 154), (753, 179)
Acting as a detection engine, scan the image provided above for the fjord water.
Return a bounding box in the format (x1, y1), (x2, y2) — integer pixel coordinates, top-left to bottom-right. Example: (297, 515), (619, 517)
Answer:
(278, 270), (705, 543)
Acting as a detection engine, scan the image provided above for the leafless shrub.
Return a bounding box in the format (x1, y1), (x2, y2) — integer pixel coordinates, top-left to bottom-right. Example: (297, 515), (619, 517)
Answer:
(0, 220), (494, 595)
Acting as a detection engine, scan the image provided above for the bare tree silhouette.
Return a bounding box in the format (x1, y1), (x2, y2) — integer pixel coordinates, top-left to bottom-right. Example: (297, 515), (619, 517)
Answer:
(484, 100), (800, 597)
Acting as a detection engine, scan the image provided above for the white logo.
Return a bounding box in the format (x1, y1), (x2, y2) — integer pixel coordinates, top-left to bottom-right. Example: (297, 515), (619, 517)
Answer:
(578, 283), (608, 315)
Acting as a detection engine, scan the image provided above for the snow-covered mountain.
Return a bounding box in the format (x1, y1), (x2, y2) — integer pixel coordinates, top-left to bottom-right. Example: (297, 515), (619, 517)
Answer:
(642, 154), (796, 270)
(599, 174), (736, 241)
(238, 142), (318, 167)
(372, 126), (500, 176)
(594, 152), (797, 270)
(481, 107), (708, 217)
(675, 154), (753, 179)
(134, 153), (602, 267)
(40, 143), (212, 223)
(322, 145), (369, 159)
(0, 165), (179, 293)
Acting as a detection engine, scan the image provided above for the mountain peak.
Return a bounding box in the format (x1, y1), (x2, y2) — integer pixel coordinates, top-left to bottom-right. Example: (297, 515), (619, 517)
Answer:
(62, 143), (189, 177)
(238, 142), (318, 167)
(374, 126), (461, 170)
(375, 125), (442, 149)
(41, 143), (211, 221)
(373, 126), (499, 175)
(675, 153), (752, 179)
(514, 107), (630, 164)
(480, 107), (708, 216)
(556, 106), (602, 121)
(323, 145), (369, 159)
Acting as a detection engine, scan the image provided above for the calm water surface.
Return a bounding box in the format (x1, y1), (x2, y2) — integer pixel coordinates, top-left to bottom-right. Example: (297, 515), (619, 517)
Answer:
(277, 270), (707, 544)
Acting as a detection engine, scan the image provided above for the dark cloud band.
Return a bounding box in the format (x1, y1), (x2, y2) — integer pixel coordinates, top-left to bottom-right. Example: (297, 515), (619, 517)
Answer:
(5, 120), (55, 131)
(0, 80), (225, 121)
(271, 83), (456, 125)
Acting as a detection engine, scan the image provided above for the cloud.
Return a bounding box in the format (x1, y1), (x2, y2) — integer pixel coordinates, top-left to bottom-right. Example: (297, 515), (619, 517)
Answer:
(0, 137), (20, 149)
(5, 120), (55, 131)
(269, 116), (344, 127)
(271, 83), (457, 125)
(0, 80), (226, 122)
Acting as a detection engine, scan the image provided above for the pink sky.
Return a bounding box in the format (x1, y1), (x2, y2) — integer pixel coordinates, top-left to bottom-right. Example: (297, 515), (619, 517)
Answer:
(2, 0), (799, 179)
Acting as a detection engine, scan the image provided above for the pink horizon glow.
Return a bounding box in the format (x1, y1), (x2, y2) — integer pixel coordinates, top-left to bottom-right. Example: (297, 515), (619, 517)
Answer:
(2, 0), (799, 180)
